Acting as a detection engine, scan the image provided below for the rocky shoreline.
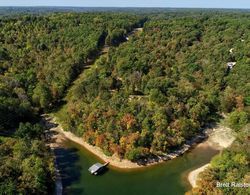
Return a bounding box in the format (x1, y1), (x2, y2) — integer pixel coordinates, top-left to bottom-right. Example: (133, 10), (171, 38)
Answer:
(42, 115), (64, 195)
(187, 124), (235, 188)
(136, 133), (208, 166)
(43, 114), (213, 169)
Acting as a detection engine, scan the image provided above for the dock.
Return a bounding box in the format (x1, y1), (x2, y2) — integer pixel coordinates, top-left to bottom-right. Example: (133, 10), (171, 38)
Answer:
(88, 162), (109, 175)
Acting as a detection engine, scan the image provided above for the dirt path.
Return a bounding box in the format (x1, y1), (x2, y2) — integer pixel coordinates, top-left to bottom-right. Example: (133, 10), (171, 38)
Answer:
(188, 124), (235, 188)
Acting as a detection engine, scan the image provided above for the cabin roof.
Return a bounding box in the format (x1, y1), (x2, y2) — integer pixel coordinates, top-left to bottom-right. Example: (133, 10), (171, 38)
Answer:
(227, 62), (236, 69)
(88, 163), (103, 173)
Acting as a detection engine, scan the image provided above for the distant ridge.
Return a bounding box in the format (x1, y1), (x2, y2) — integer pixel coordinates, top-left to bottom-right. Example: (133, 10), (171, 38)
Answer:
(0, 6), (250, 16)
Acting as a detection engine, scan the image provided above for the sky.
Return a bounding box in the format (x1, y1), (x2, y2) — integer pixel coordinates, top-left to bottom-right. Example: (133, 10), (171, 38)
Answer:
(0, 0), (250, 9)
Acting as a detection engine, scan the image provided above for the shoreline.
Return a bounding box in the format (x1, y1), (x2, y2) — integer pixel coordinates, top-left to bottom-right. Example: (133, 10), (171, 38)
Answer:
(51, 147), (63, 195)
(48, 116), (141, 169)
(187, 124), (235, 188)
(43, 118), (64, 195)
(45, 115), (212, 169)
(188, 163), (210, 188)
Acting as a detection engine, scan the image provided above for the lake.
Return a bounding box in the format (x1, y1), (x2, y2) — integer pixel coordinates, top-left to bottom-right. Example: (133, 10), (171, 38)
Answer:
(55, 139), (219, 195)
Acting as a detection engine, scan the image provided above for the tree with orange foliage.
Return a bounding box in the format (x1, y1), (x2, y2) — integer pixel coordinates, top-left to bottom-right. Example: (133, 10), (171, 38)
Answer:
(109, 143), (125, 159)
(95, 134), (106, 148)
(235, 95), (244, 111)
(121, 113), (137, 130)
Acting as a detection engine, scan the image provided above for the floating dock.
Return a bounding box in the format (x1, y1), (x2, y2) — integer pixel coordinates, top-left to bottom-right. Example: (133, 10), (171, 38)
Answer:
(88, 162), (109, 175)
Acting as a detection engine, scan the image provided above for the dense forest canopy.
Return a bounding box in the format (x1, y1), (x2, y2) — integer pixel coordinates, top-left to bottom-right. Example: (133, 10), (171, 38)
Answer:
(57, 13), (250, 160)
(0, 9), (249, 194)
(0, 12), (144, 194)
(0, 123), (54, 194)
(0, 13), (144, 130)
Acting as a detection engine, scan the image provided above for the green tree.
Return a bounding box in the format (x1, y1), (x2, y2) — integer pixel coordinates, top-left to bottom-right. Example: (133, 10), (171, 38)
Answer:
(32, 82), (52, 109)
(15, 122), (43, 140)
(227, 110), (248, 131)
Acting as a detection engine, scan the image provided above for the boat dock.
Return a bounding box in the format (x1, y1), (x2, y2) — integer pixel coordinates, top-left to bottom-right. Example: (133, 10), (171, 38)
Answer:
(88, 162), (109, 175)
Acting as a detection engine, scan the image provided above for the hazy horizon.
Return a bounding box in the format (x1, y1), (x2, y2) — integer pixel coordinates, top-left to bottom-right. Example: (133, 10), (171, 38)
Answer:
(1, 6), (250, 9)
(0, 0), (250, 9)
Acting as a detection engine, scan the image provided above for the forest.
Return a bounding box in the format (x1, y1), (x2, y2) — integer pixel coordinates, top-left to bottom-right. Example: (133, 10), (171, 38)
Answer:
(57, 13), (250, 161)
(0, 123), (55, 194)
(0, 9), (249, 194)
(0, 12), (144, 130)
(188, 125), (249, 195)
(0, 12), (144, 193)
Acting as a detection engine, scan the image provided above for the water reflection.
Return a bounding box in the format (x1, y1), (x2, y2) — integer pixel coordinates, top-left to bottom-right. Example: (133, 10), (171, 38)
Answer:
(55, 139), (219, 195)
(54, 147), (84, 194)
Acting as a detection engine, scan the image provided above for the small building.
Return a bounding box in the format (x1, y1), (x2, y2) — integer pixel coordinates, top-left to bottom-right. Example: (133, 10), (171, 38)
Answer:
(88, 162), (109, 175)
(227, 62), (236, 69)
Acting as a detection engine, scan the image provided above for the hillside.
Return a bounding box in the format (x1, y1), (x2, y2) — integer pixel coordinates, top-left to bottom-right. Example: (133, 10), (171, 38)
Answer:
(0, 11), (249, 194)
(57, 13), (250, 161)
(0, 12), (144, 194)
(0, 13), (144, 130)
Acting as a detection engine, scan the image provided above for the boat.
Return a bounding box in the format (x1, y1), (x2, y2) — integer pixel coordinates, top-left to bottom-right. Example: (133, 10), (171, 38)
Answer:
(88, 162), (109, 175)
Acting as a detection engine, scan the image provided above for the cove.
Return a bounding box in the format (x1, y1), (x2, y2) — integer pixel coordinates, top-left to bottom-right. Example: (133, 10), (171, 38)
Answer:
(55, 138), (219, 195)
